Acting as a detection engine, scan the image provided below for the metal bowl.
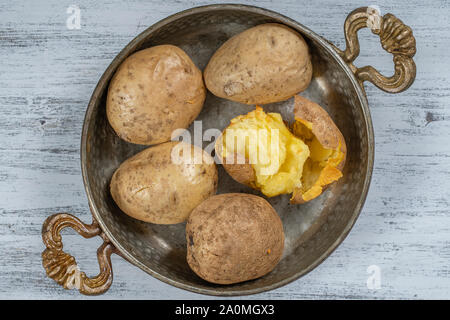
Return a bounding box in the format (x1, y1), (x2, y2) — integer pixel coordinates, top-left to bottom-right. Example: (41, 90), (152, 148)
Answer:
(41, 4), (416, 296)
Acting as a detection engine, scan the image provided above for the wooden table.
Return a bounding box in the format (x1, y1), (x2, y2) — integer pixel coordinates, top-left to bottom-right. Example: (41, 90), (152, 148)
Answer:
(1, 0), (448, 299)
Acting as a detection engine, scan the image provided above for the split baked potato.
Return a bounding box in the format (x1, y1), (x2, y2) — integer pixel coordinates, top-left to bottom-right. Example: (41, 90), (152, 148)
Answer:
(215, 95), (346, 203)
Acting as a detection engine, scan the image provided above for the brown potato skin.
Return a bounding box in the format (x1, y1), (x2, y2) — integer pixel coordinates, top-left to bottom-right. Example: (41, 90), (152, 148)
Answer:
(214, 134), (255, 187)
(186, 193), (284, 284)
(290, 95), (347, 204)
(204, 23), (312, 105)
(110, 141), (217, 224)
(293, 95), (347, 172)
(107, 45), (206, 145)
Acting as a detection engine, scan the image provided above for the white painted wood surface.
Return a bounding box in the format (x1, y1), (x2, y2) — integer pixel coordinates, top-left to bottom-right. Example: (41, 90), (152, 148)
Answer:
(0, 0), (448, 299)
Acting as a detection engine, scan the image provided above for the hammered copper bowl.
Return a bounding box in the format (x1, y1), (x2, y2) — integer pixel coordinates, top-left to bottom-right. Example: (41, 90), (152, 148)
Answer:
(41, 4), (416, 296)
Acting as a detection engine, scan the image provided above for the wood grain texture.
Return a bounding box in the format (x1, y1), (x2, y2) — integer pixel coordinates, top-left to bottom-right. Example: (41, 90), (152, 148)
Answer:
(1, 0), (449, 299)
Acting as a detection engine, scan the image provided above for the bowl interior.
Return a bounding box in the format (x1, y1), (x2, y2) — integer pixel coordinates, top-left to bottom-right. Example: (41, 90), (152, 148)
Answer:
(83, 6), (371, 295)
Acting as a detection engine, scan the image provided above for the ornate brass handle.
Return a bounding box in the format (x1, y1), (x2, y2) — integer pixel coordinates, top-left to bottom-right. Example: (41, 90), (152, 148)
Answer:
(42, 213), (117, 295)
(336, 7), (416, 93)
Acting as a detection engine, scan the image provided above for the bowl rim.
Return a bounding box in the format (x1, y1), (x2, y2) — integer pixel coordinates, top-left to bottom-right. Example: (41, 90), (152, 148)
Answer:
(80, 3), (374, 296)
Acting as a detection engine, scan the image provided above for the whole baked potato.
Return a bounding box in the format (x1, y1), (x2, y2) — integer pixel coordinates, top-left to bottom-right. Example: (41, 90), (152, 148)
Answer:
(204, 23), (312, 105)
(110, 141), (218, 224)
(186, 193), (284, 284)
(107, 45), (206, 145)
(215, 96), (346, 204)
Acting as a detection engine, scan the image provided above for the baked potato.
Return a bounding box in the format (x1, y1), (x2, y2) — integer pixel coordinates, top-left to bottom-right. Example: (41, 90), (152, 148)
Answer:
(204, 23), (312, 105)
(110, 141), (218, 224)
(186, 193), (284, 284)
(215, 95), (346, 204)
(107, 45), (206, 145)
(290, 95), (347, 203)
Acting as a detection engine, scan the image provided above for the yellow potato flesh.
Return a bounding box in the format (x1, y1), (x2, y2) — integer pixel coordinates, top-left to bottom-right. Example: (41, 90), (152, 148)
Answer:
(292, 120), (344, 201)
(223, 107), (310, 197)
